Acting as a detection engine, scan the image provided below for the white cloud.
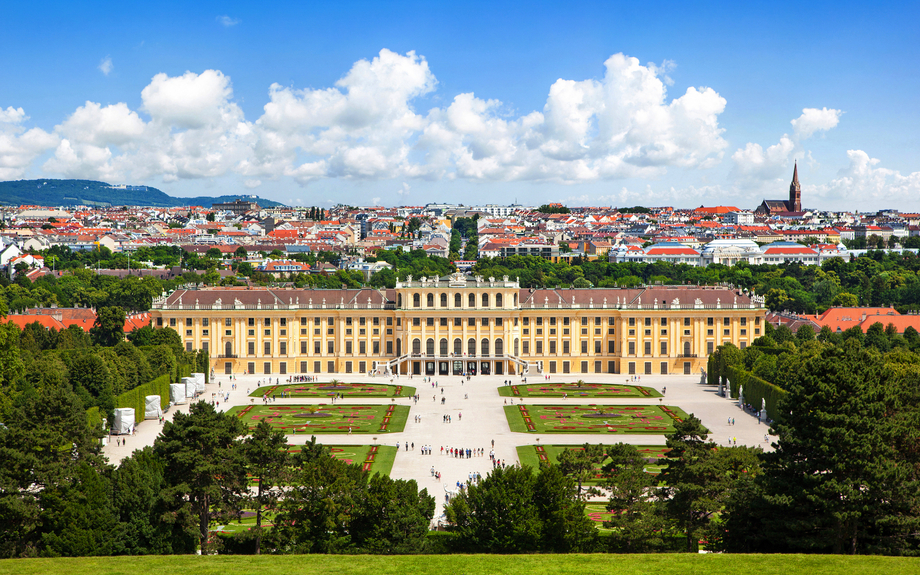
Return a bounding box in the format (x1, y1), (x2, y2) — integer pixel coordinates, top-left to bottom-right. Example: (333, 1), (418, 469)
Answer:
(217, 15), (240, 27)
(791, 107), (842, 140)
(810, 150), (920, 207)
(141, 70), (234, 129)
(1, 50), (731, 188)
(0, 106), (58, 180)
(731, 107), (842, 187)
(98, 56), (113, 76)
(244, 179), (261, 188)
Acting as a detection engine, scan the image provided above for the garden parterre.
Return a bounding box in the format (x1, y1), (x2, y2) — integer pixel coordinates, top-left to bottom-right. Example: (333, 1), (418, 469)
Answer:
(226, 404), (409, 434)
(504, 404), (692, 434)
(498, 382), (661, 398)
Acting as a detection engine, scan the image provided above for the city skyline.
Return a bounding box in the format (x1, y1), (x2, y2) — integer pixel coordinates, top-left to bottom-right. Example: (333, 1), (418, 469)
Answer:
(1, 1), (918, 211)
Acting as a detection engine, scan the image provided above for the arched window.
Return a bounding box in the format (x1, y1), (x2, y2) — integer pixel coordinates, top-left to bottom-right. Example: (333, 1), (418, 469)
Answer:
(455, 293), (462, 308)
(397, 294), (402, 308)
(225, 342), (233, 357)
(468, 338), (476, 357)
(481, 338), (490, 356)
(454, 338), (462, 355)
(440, 338), (448, 356)
(427, 293), (434, 308)
(412, 339), (421, 354)
(440, 293), (448, 307)
(413, 293), (420, 308)
(495, 338), (504, 356)
(426, 338), (435, 356)
(683, 341), (691, 356)
(468, 293), (476, 308)
(514, 338), (519, 356)
(496, 293), (503, 308)
(396, 338), (402, 356)
(482, 293), (489, 308)
(513, 293), (518, 306)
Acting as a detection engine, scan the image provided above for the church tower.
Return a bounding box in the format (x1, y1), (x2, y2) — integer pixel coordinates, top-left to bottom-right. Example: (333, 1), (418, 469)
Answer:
(788, 161), (802, 212)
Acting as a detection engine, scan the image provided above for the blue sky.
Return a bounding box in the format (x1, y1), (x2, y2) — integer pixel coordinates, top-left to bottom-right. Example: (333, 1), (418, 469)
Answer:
(1, 0), (918, 211)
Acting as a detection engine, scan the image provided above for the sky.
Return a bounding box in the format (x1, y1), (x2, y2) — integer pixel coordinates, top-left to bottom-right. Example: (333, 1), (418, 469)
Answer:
(1, 0), (919, 211)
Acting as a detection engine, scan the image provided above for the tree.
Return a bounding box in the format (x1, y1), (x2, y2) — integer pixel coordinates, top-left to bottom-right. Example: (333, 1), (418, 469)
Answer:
(864, 322), (891, 352)
(241, 420), (290, 555)
(831, 292), (859, 307)
(350, 474), (435, 554)
(153, 402), (248, 555)
(795, 324), (816, 342)
(658, 414), (729, 552)
(205, 248), (223, 260)
(90, 306), (126, 347)
(754, 340), (919, 554)
(234, 246), (248, 259)
(603, 443), (667, 552)
(556, 443), (606, 497)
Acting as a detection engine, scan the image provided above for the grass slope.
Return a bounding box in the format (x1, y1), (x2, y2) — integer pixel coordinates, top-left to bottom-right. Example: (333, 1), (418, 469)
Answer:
(0, 555), (916, 575)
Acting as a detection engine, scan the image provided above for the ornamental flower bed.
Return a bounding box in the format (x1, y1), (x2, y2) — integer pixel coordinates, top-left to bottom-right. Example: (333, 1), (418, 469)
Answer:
(502, 382), (660, 398)
(518, 444), (671, 481)
(227, 404), (409, 434)
(248, 383), (414, 398)
(505, 404), (692, 434)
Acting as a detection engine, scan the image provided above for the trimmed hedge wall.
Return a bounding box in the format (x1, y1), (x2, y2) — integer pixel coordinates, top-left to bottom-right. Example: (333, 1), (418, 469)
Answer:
(115, 373), (173, 425)
(724, 365), (787, 421)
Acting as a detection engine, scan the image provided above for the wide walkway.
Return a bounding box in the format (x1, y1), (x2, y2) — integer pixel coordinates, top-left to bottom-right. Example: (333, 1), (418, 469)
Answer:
(101, 371), (773, 518)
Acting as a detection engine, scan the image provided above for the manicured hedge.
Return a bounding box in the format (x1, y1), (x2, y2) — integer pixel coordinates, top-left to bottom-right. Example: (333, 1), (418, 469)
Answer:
(109, 363), (192, 425)
(724, 365), (787, 421)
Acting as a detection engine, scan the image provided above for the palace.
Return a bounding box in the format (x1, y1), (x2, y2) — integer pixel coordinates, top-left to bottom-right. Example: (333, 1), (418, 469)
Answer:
(150, 274), (766, 378)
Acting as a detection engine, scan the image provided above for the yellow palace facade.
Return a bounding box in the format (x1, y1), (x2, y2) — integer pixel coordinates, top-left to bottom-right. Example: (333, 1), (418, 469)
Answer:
(150, 274), (766, 378)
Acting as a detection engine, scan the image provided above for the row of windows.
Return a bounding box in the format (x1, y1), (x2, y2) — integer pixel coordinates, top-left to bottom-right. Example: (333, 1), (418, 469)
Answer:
(401, 292), (518, 309)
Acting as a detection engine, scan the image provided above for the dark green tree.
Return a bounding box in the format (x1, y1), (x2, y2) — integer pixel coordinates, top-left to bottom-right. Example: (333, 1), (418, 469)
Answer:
(241, 420), (290, 555)
(350, 474), (435, 554)
(556, 443), (606, 497)
(153, 402), (247, 555)
(90, 306), (126, 347)
(603, 443), (667, 552)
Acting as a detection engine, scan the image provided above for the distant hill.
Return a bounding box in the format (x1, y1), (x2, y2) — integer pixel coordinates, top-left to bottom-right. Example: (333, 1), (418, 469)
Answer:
(0, 179), (285, 209)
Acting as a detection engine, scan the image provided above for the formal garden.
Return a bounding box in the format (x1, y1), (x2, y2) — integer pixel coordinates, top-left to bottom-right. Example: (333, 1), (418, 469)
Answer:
(516, 444), (670, 478)
(498, 381), (661, 398)
(226, 404), (410, 433)
(504, 404), (693, 434)
(249, 381), (415, 399)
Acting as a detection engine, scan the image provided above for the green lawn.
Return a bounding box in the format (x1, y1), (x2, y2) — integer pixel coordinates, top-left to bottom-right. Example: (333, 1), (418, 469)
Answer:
(249, 382), (416, 399)
(516, 444), (670, 479)
(1, 554), (916, 575)
(498, 382), (661, 398)
(284, 443), (397, 476)
(504, 404), (694, 434)
(227, 404), (409, 434)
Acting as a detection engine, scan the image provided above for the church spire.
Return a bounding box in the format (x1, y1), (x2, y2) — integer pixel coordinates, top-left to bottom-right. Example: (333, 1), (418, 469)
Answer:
(789, 161), (802, 212)
(792, 160), (799, 185)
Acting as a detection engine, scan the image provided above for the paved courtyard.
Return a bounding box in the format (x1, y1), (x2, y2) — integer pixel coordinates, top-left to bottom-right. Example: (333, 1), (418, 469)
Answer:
(102, 371), (774, 518)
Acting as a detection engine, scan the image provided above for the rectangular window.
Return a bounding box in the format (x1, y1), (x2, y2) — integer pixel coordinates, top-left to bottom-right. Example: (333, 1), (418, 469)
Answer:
(314, 361), (321, 373)
(280, 342), (287, 355)
(328, 341), (334, 354)
(280, 318), (287, 327)
(327, 361), (334, 373)
(708, 317), (714, 326)
(314, 317), (321, 325)
(495, 318), (503, 327)
(581, 317), (588, 326)
(536, 341), (543, 354)
(185, 342), (192, 351)
(582, 341), (588, 354)
(157, 318), (163, 326)
(629, 317), (635, 326)
(264, 342), (271, 355)
(469, 318), (476, 326)
(724, 317), (730, 326)
(523, 317), (530, 325)
(386, 341), (393, 354)
(279, 362), (287, 374)
(563, 361), (570, 373)
(645, 362), (652, 375)
(536, 317), (543, 326)
(413, 318), (421, 326)
(314, 341), (320, 354)
(203, 318), (210, 327)
(264, 362), (271, 374)
(265, 318), (271, 327)
(345, 361), (352, 373)
(581, 360), (588, 373)
(345, 341), (353, 354)
(740, 317), (747, 326)
(549, 361), (557, 373)
(628, 362), (636, 375)
(684, 317), (691, 326)
(707, 329), (714, 336)
(661, 318), (667, 326)
(550, 341), (557, 354)
(563, 317), (570, 326)
(300, 361), (307, 373)
(563, 341), (570, 354)
(359, 341), (366, 354)
(249, 318), (256, 326)
(328, 317), (334, 325)
(248, 342), (255, 355)
(608, 360), (615, 373)
(482, 318), (489, 326)
(707, 342), (714, 354)
(301, 317), (307, 326)
(661, 342), (667, 355)
(387, 317), (393, 326)
(628, 341), (635, 355)
(660, 362), (668, 375)
(186, 318), (193, 327)
(684, 362), (691, 374)
(740, 341), (747, 349)
(264, 329), (271, 336)
(359, 317), (365, 326)
(372, 341), (379, 354)
(427, 318), (434, 327)
(454, 318), (462, 326)
(301, 341), (307, 354)
(440, 318), (448, 327)
(550, 317), (556, 326)
(608, 341), (615, 354)
(644, 318), (651, 326)
(169, 318), (176, 327)
(248, 362), (255, 374)
(225, 330), (231, 336)
(202, 341), (208, 352)
(523, 341), (530, 354)
(359, 361), (366, 373)
(644, 342), (651, 355)
(724, 329), (730, 336)
(186, 330), (192, 336)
